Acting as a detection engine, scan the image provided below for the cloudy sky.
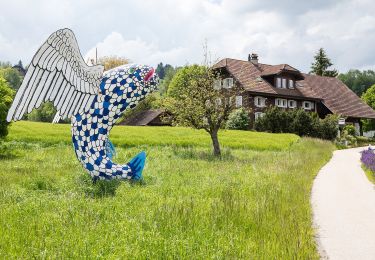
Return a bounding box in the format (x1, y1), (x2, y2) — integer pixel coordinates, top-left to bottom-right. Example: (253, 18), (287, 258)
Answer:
(0, 0), (374, 73)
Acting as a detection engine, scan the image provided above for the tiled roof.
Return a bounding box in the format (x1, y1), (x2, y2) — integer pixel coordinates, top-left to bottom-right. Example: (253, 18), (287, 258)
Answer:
(300, 74), (375, 119)
(121, 109), (165, 126)
(213, 58), (375, 119)
(259, 63), (301, 77)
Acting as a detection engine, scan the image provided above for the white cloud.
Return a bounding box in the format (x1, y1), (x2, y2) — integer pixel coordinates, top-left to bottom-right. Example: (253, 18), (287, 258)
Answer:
(85, 32), (188, 67)
(1, 0), (375, 73)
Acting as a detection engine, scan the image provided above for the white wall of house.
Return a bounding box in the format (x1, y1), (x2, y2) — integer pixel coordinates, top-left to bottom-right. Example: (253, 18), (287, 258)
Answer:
(363, 131), (375, 138)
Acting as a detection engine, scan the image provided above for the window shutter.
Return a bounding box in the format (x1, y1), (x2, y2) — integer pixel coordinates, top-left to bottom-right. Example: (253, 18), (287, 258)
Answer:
(213, 79), (222, 90)
(228, 78), (234, 88)
(282, 78), (287, 88)
(276, 78), (281, 88)
(289, 80), (294, 89)
(235, 96), (242, 107)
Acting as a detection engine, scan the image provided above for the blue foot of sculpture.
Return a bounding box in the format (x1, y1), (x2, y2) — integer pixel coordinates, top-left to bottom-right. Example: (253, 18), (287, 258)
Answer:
(128, 151), (146, 180)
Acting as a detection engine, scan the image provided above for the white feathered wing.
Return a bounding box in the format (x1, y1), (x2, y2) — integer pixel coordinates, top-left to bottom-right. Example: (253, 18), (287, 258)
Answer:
(7, 28), (104, 123)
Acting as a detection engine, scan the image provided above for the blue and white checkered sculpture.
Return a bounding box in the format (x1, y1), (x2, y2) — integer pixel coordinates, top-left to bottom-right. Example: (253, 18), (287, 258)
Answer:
(7, 28), (159, 181)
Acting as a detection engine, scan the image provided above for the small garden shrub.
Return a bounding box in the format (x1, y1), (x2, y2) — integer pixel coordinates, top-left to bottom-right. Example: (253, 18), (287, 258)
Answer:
(343, 124), (356, 136)
(255, 107), (338, 140)
(226, 108), (250, 130)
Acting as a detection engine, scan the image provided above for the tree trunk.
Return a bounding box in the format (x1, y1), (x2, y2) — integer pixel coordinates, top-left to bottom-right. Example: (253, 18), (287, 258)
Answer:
(210, 129), (221, 157)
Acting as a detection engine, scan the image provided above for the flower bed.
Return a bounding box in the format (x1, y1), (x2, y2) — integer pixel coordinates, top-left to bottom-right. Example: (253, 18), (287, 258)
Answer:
(361, 149), (375, 173)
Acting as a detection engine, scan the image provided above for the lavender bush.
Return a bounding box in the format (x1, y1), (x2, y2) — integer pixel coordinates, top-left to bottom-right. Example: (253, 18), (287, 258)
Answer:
(361, 149), (375, 173)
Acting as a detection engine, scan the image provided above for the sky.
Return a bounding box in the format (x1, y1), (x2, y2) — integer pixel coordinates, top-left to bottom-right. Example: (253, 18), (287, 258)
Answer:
(0, 0), (374, 73)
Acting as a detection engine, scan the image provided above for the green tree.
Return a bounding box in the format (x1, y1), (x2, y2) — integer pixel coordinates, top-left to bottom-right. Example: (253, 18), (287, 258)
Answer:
(158, 66), (179, 96)
(0, 77), (15, 138)
(0, 61), (12, 68)
(165, 65), (238, 156)
(27, 102), (57, 122)
(361, 84), (375, 131)
(0, 67), (23, 90)
(338, 69), (375, 96)
(310, 48), (338, 77)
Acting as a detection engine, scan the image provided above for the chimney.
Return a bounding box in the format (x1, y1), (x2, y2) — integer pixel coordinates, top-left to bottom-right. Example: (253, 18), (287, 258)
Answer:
(248, 53), (258, 65)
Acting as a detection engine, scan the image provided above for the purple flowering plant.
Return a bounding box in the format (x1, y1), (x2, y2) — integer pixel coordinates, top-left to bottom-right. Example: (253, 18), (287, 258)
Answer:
(361, 149), (375, 173)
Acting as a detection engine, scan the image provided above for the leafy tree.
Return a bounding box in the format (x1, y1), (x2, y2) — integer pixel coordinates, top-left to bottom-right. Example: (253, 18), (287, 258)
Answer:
(226, 108), (250, 130)
(158, 66), (179, 95)
(361, 84), (375, 131)
(97, 56), (130, 71)
(0, 77), (15, 138)
(310, 48), (338, 77)
(0, 67), (23, 90)
(27, 102), (57, 122)
(0, 61), (12, 68)
(338, 69), (375, 96)
(156, 63), (173, 79)
(165, 65), (238, 156)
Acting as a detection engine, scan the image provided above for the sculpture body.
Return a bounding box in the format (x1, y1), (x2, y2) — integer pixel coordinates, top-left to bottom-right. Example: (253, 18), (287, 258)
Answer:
(7, 29), (158, 180)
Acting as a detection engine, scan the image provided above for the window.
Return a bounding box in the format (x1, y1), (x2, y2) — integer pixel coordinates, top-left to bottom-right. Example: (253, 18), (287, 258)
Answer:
(213, 79), (222, 90)
(276, 77), (282, 88)
(282, 78), (287, 88)
(235, 96), (243, 107)
(222, 78), (234, 88)
(215, 98), (222, 106)
(275, 98), (287, 108)
(289, 79), (294, 89)
(254, 96), (266, 107)
(303, 101), (314, 110)
(255, 112), (264, 120)
(288, 100), (297, 108)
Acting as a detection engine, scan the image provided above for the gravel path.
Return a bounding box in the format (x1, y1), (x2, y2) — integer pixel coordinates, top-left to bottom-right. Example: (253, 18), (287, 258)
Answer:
(311, 147), (375, 260)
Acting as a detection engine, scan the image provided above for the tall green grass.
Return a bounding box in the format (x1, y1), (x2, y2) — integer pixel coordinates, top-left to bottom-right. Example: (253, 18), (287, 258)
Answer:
(0, 122), (334, 259)
(7, 121), (298, 150)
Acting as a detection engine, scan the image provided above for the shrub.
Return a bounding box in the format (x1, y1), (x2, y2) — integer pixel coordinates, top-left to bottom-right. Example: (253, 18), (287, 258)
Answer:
(318, 114), (339, 140)
(290, 109), (319, 136)
(343, 124), (356, 136)
(255, 107), (338, 140)
(226, 108), (250, 130)
(255, 106), (293, 133)
(0, 77), (14, 139)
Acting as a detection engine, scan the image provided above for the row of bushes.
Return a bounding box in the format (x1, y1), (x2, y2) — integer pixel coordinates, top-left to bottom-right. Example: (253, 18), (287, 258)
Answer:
(253, 107), (338, 140)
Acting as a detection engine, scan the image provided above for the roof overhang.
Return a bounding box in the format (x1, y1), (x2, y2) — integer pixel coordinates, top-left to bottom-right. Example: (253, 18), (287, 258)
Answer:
(246, 91), (322, 101)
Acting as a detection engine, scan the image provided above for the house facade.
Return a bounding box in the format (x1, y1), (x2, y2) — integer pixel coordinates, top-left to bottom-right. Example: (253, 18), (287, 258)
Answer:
(213, 54), (375, 134)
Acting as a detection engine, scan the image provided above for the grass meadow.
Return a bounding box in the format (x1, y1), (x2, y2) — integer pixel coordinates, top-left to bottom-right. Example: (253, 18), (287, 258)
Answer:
(0, 121), (334, 259)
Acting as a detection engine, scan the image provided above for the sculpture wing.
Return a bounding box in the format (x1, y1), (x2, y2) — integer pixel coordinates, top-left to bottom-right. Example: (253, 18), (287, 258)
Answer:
(7, 28), (103, 122)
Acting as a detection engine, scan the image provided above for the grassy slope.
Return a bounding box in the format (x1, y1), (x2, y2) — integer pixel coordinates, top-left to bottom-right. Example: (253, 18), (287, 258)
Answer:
(362, 166), (375, 184)
(0, 122), (334, 259)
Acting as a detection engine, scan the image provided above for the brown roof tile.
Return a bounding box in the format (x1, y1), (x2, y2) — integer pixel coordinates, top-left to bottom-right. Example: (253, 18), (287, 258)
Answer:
(121, 109), (165, 126)
(300, 74), (375, 119)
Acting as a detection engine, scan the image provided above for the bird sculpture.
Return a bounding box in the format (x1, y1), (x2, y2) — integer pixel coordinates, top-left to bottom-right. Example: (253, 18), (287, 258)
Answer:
(7, 28), (159, 181)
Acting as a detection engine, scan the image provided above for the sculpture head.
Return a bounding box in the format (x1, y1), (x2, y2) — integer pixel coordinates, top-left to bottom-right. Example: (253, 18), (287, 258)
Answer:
(100, 64), (159, 112)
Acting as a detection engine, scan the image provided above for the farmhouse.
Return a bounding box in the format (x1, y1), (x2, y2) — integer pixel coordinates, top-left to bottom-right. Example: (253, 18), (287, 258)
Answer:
(213, 54), (375, 134)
